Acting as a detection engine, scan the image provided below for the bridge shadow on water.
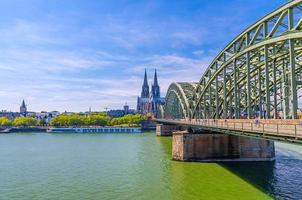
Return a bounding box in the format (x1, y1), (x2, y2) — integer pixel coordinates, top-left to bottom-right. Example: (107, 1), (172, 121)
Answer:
(219, 144), (302, 199)
(219, 161), (276, 197)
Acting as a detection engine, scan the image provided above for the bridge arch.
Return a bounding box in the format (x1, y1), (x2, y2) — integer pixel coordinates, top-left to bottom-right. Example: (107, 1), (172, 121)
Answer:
(162, 82), (197, 119)
(191, 0), (302, 120)
(161, 0), (302, 120)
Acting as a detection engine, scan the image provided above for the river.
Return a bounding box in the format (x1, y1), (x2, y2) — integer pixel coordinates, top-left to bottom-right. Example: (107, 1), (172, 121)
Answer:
(0, 132), (301, 200)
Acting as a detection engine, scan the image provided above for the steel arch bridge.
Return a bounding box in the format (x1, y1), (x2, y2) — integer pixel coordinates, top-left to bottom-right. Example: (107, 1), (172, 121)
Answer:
(161, 0), (302, 121)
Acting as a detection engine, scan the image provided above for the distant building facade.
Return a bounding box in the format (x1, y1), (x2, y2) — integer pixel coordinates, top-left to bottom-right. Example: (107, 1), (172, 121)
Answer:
(107, 103), (135, 118)
(0, 111), (20, 120)
(137, 69), (165, 117)
(123, 104), (129, 113)
(35, 111), (60, 124)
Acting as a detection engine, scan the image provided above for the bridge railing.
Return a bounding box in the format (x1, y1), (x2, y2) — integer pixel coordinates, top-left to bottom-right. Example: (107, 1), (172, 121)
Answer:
(175, 119), (302, 140)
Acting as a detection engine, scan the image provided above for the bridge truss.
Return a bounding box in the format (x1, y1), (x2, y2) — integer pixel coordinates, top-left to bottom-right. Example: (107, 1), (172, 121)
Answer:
(162, 0), (302, 120)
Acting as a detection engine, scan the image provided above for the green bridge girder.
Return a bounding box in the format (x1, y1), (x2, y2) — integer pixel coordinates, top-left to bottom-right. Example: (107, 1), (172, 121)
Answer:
(162, 0), (302, 120)
(160, 82), (197, 119)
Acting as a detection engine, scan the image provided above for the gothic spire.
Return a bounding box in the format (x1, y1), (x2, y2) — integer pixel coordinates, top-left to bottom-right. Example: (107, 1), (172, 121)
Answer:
(153, 69), (158, 87)
(141, 68), (150, 98)
(21, 99), (26, 107)
(143, 68), (148, 86)
(151, 69), (160, 98)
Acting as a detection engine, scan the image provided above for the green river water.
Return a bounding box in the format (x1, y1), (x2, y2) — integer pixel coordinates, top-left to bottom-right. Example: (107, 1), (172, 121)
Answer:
(0, 132), (301, 200)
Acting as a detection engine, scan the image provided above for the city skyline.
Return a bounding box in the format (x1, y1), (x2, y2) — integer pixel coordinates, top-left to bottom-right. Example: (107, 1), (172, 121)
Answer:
(0, 0), (288, 112)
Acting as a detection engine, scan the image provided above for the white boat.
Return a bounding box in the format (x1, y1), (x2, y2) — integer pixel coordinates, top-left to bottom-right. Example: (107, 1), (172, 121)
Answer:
(47, 127), (141, 134)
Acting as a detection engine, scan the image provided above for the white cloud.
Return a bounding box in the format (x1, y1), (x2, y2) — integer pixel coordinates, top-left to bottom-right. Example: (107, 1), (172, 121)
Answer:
(193, 50), (205, 57)
(0, 10), (217, 112)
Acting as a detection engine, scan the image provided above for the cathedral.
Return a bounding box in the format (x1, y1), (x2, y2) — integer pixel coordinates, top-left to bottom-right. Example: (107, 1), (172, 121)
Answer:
(137, 69), (165, 117)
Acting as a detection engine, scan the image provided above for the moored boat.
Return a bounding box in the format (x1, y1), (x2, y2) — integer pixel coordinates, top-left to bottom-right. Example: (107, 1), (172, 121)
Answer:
(47, 127), (141, 133)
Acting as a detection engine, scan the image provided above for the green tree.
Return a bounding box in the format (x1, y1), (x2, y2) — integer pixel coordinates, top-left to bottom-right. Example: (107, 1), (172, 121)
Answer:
(0, 117), (11, 127)
(49, 113), (145, 127)
(90, 115), (108, 126)
(13, 117), (39, 127)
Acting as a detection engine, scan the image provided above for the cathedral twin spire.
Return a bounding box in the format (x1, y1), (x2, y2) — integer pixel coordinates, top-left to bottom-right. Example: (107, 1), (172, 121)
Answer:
(140, 69), (160, 99)
(137, 68), (165, 116)
(141, 69), (150, 98)
(151, 69), (160, 99)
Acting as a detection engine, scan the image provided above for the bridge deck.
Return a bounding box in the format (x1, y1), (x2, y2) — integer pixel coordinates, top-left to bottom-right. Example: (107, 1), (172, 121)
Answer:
(156, 119), (302, 144)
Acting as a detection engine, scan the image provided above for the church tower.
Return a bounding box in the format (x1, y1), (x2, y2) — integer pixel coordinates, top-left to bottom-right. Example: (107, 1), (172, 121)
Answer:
(151, 69), (160, 99)
(141, 69), (150, 98)
(20, 100), (27, 116)
(150, 69), (165, 117)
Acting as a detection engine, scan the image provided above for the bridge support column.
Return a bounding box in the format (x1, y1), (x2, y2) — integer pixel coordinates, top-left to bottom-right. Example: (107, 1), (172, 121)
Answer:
(156, 124), (184, 136)
(172, 131), (275, 162)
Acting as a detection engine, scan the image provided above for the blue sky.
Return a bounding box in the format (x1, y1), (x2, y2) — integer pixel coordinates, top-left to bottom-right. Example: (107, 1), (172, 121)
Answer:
(0, 0), (288, 112)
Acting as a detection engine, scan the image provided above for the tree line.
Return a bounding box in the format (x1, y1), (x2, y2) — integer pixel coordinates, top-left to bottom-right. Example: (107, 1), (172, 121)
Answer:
(0, 113), (147, 127)
(0, 117), (39, 127)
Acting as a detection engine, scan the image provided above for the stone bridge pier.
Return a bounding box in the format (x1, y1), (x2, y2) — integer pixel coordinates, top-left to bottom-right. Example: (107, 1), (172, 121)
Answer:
(156, 124), (185, 136)
(172, 131), (275, 162)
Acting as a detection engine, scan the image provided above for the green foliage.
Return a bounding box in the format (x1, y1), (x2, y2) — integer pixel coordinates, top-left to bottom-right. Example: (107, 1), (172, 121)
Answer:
(0, 117), (11, 127)
(86, 115), (109, 126)
(39, 118), (47, 126)
(50, 114), (110, 127)
(50, 114), (81, 127)
(109, 114), (145, 126)
(12, 117), (39, 127)
(0, 113), (146, 127)
(50, 113), (146, 127)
